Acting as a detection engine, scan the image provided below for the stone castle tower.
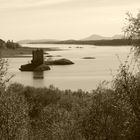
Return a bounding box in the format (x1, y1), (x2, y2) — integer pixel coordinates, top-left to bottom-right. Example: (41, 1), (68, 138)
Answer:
(32, 49), (44, 66)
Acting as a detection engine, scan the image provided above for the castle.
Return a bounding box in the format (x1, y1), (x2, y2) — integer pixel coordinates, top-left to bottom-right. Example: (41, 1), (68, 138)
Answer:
(20, 48), (73, 71)
(32, 49), (44, 66)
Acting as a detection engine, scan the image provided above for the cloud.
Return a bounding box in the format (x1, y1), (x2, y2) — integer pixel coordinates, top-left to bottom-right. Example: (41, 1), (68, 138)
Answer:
(0, 0), (73, 10)
(1, 0), (140, 11)
(0, 0), (139, 15)
(0, 0), (140, 41)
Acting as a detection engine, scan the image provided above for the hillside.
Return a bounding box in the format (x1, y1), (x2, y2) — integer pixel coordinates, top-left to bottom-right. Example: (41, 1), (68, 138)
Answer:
(18, 39), (58, 44)
(17, 34), (125, 45)
(82, 34), (124, 41)
(28, 39), (131, 46)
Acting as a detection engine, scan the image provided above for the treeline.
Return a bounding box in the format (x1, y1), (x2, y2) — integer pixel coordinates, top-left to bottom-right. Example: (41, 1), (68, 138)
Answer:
(29, 39), (133, 46)
(54, 39), (132, 46)
(0, 39), (21, 49)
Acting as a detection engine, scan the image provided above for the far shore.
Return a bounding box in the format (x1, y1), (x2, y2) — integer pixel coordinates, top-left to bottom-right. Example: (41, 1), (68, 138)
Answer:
(0, 47), (62, 58)
(22, 39), (131, 46)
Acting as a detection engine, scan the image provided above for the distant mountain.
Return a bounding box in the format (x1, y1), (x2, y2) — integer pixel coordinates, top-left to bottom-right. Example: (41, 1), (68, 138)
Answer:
(18, 34), (124, 44)
(82, 34), (124, 41)
(18, 39), (58, 44)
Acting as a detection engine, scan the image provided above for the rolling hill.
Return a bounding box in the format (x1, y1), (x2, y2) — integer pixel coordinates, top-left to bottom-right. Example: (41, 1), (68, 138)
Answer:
(82, 34), (124, 41)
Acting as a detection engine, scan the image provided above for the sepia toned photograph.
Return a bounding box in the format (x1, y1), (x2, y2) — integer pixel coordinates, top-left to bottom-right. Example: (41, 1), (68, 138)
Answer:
(0, 0), (140, 139)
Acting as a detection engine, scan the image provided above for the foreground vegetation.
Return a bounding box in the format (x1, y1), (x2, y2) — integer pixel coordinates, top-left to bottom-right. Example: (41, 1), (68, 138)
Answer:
(0, 74), (140, 140)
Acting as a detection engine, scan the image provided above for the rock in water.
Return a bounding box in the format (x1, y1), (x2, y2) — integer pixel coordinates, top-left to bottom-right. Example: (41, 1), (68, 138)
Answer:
(82, 57), (96, 59)
(45, 58), (74, 65)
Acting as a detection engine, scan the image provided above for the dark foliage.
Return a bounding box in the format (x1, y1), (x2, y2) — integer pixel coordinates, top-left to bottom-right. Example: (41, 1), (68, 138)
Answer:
(0, 39), (21, 50)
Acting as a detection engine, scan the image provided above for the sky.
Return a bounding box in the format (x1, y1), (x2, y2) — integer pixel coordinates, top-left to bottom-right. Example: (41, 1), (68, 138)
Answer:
(0, 0), (140, 41)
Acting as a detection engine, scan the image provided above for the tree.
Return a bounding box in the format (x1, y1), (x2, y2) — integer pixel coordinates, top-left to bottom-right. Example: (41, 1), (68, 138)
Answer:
(0, 58), (9, 88)
(112, 10), (140, 140)
(0, 56), (29, 139)
(121, 10), (140, 121)
(0, 84), (29, 140)
(124, 11), (140, 56)
(0, 39), (5, 49)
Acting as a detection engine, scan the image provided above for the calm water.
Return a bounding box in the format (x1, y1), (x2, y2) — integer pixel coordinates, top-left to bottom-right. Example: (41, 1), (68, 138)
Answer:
(8, 44), (131, 91)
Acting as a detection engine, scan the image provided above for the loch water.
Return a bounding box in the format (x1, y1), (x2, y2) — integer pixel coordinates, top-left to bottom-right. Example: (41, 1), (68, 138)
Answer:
(8, 44), (131, 91)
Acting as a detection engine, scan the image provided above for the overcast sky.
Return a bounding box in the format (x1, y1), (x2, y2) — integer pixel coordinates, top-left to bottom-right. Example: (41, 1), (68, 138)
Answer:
(0, 0), (140, 41)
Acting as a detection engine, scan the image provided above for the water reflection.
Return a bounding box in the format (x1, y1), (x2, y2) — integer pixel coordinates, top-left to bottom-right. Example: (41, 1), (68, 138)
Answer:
(33, 71), (44, 79)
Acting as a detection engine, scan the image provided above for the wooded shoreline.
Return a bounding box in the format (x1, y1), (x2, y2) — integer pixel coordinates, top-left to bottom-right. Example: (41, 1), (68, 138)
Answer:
(0, 47), (61, 58)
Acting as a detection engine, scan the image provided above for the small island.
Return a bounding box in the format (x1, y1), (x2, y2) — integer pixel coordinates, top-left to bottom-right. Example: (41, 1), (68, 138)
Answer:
(45, 58), (74, 65)
(19, 49), (51, 71)
(82, 57), (96, 59)
(19, 49), (74, 71)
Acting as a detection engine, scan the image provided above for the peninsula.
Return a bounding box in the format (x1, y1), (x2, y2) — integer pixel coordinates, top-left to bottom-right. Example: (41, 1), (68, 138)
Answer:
(0, 39), (61, 58)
